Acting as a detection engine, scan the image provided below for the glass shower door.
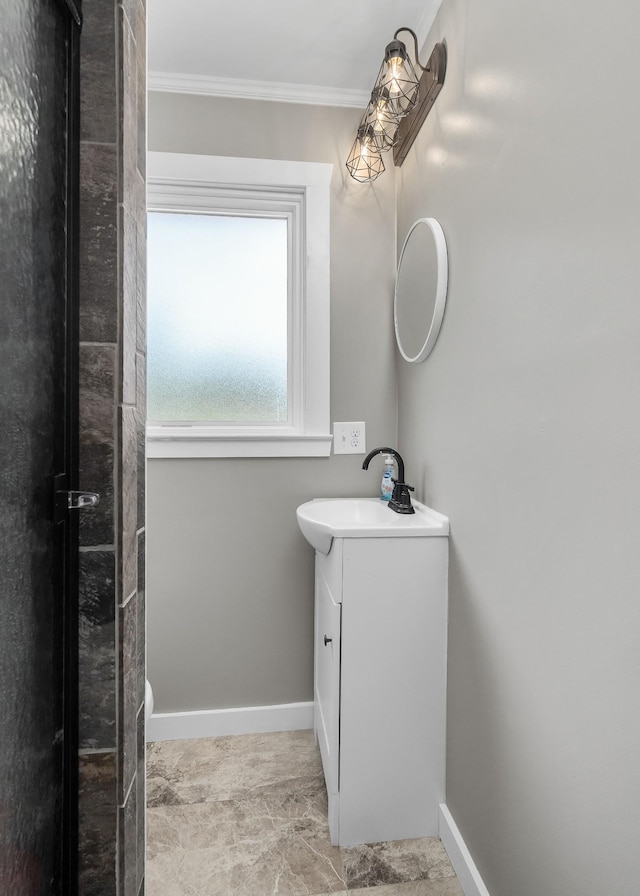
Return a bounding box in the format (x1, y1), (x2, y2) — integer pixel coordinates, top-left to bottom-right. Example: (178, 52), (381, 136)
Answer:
(0, 0), (80, 892)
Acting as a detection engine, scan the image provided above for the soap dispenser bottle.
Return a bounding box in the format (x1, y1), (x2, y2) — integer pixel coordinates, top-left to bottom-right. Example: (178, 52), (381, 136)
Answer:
(380, 454), (395, 502)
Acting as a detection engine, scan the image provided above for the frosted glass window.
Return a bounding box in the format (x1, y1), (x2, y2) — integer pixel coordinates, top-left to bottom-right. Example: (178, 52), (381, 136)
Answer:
(146, 152), (332, 458)
(147, 212), (288, 423)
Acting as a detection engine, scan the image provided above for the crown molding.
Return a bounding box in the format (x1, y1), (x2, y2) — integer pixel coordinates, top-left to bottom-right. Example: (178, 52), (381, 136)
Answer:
(148, 71), (369, 109)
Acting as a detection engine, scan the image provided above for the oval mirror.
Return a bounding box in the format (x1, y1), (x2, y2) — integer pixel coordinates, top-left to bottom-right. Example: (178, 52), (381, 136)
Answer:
(394, 217), (448, 363)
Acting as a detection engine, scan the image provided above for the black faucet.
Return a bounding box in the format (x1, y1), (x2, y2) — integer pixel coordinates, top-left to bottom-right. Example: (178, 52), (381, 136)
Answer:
(362, 447), (415, 514)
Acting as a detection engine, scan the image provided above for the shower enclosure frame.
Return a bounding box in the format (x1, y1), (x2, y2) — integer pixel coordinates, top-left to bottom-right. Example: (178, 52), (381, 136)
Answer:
(59, 0), (82, 890)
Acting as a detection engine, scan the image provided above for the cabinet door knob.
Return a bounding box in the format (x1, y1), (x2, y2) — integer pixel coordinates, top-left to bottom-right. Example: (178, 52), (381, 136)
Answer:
(323, 635), (333, 646)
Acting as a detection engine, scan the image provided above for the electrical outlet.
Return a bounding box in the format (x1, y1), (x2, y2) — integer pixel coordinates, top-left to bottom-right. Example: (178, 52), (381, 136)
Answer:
(333, 421), (366, 455)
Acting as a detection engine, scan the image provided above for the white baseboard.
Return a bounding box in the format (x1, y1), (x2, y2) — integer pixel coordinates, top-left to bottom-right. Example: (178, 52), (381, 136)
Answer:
(439, 804), (492, 896)
(146, 701), (314, 742)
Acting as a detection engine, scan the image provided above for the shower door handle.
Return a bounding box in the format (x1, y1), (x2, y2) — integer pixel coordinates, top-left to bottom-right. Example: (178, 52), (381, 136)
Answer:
(53, 474), (100, 522)
(67, 490), (100, 509)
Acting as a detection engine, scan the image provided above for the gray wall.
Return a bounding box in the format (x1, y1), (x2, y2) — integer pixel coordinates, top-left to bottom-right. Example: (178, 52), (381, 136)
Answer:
(147, 94), (397, 711)
(396, 1), (640, 895)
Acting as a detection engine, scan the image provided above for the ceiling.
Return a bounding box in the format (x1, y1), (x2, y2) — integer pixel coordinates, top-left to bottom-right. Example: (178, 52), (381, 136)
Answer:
(148, 0), (442, 106)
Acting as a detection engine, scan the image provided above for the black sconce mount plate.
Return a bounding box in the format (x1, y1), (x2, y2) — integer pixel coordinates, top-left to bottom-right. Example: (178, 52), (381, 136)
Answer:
(393, 42), (447, 168)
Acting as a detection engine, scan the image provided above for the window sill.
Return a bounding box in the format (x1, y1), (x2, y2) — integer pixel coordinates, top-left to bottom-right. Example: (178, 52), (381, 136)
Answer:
(146, 430), (333, 459)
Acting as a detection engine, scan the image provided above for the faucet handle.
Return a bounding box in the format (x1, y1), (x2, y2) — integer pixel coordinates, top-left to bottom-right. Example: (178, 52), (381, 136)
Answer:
(389, 481), (416, 515)
(391, 479), (414, 491)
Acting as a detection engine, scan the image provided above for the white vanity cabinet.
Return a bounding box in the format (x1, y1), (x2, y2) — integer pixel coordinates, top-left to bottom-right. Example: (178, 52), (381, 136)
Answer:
(313, 529), (449, 847)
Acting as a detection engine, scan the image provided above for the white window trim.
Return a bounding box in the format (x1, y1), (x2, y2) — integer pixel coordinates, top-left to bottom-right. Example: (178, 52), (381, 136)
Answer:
(146, 152), (333, 458)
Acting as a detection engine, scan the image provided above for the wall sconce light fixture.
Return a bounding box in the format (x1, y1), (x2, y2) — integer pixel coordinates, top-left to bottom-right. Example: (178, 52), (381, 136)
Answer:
(346, 29), (446, 183)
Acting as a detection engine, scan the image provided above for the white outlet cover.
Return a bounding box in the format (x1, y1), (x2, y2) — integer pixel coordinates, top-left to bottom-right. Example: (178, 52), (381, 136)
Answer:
(333, 421), (366, 455)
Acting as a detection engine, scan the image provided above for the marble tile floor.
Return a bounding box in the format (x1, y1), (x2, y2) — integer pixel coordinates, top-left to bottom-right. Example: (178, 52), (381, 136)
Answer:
(146, 729), (463, 896)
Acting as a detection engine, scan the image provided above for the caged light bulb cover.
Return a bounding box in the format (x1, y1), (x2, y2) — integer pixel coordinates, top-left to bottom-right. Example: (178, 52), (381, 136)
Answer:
(371, 40), (420, 119)
(363, 89), (400, 151)
(345, 124), (385, 182)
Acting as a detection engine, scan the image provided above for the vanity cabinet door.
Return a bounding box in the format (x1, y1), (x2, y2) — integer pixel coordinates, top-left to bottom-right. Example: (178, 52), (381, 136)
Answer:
(314, 560), (341, 797)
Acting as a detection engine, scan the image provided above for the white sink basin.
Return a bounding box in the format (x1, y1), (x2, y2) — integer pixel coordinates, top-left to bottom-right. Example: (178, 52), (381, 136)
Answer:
(296, 497), (449, 555)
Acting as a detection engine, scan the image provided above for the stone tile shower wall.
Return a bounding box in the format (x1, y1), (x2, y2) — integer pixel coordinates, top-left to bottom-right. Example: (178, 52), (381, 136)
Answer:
(77, 1), (146, 894)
